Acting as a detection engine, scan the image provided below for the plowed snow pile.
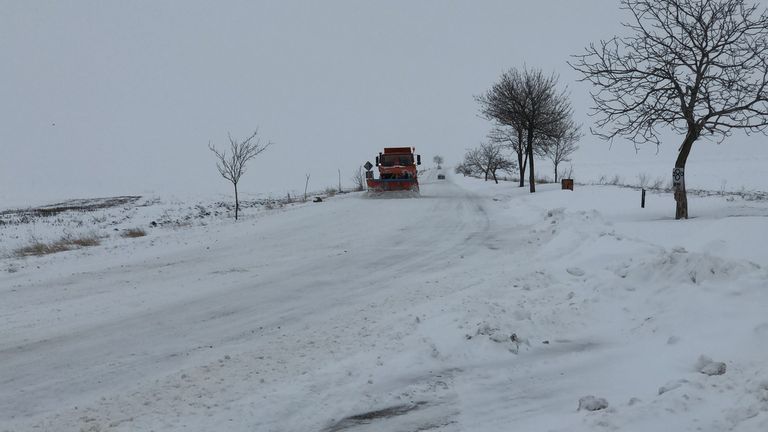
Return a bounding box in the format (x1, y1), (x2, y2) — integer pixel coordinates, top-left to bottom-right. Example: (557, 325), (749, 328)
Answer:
(1, 173), (767, 432)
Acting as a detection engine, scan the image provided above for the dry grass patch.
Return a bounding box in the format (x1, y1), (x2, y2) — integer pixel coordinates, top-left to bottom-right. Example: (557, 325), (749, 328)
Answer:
(69, 236), (101, 247)
(15, 241), (70, 257)
(121, 228), (147, 238)
(14, 234), (101, 257)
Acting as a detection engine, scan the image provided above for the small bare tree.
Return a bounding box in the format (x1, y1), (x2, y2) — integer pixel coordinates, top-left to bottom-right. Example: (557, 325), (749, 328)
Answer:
(488, 124), (528, 187)
(433, 155), (444, 169)
(455, 161), (473, 176)
(462, 143), (516, 183)
(209, 130), (272, 220)
(481, 142), (516, 183)
(571, 0), (768, 219)
(544, 120), (581, 183)
(460, 148), (484, 178)
(351, 166), (366, 191)
(303, 173), (311, 202)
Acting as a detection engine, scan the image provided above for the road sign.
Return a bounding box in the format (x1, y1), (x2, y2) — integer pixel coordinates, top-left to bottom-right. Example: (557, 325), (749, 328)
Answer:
(364, 161), (373, 171)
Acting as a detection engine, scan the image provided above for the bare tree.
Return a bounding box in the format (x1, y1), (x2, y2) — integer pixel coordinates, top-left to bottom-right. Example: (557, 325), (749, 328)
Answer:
(462, 143), (516, 183)
(477, 68), (574, 193)
(490, 155), (517, 183)
(570, 0), (768, 219)
(433, 155), (444, 169)
(488, 124), (528, 187)
(209, 130), (272, 220)
(481, 142), (516, 183)
(544, 120), (581, 183)
(455, 161), (473, 176)
(461, 148), (484, 178)
(351, 166), (366, 191)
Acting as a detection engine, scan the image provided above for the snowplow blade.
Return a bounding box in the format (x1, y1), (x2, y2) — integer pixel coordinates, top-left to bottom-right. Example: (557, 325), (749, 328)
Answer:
(366, 178), (419, 192)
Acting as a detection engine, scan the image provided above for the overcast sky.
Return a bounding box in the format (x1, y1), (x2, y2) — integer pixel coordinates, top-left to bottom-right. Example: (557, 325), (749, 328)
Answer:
(2, 0), (766, 206)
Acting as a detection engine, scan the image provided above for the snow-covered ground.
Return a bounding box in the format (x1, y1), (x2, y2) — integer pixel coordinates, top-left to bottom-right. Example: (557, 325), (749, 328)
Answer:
(1, 169), (767, 431)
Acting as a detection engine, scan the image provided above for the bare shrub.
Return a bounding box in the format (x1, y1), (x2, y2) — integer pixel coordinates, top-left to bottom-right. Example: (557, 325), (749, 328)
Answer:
(637, 173), (650, 188)
(650, 177), (665, 190)
(559, 164), (574, 180)
(90, 214), (108, 224)
(264, 199), (284, 210)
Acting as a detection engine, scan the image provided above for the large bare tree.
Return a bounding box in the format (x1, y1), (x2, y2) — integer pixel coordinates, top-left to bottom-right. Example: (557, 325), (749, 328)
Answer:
(477, 68), (574, 192)
(209, 130), (272, 220)
(571, 0), (768, 219)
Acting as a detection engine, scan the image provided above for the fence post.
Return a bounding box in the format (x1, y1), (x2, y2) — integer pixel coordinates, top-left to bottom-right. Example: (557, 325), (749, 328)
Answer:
(641, 188), (646, 208)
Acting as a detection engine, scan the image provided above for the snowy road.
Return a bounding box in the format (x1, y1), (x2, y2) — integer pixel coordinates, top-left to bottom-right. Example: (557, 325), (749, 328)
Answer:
(3, 172), (768, 431)
(1, 174), (524, 431)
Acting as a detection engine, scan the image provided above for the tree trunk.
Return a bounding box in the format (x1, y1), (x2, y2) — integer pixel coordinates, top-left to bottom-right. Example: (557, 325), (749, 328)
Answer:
(528, 147), (536, 192)
(674, 173), (687, 219)
(527, 127), (536, 193)
(234, 182), (239, 220)
(492, 169), (498, 184)
(554, 162), (559, 183)
(519, 151), (528, 188)
(517, 129), (526, 188)
(673, 131), (697, 220)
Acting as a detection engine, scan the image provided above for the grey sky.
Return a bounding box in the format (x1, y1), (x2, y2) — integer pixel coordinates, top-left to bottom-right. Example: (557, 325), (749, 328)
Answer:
(1, 1), (764, 205)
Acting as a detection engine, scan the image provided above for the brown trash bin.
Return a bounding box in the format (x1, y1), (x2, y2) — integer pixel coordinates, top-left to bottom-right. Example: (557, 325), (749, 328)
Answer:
(561, 179), (574, 190)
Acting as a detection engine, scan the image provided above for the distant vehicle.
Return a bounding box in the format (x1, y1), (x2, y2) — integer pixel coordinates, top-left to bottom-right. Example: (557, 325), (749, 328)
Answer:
(437, 174), (446, 180)
(365, 147), (421, 192)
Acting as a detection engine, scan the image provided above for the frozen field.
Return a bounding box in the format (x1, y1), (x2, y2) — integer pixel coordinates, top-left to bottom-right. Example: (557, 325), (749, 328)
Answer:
(1, 169), (768, 431)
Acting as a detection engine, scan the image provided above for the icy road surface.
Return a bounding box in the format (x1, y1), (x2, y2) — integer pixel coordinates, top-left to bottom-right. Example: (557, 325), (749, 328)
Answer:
(2, 171), (768, 431)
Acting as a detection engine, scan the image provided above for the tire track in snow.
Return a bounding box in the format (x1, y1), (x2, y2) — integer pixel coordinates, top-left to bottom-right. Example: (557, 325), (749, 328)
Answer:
(1, 179), (505, 431)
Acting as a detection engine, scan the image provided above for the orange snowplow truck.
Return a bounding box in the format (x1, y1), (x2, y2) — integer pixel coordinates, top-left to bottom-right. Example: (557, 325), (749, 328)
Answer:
(365, 147), (421, 192)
